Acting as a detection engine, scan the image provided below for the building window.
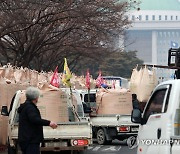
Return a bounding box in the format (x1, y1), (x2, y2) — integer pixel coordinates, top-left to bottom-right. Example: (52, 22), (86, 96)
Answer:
(138, 15), (142, 20)
(152, 15), (155, 20)
(132, 15), (135, 21)
(159, 15), (162, 20)
(171, 16), (173, 20)
(163, 32), (166, 37)
(146, 15), (149, 20)
(176, 32), (179, 37)
(176, 16), (178, 20)
(165, 15), (167, 20)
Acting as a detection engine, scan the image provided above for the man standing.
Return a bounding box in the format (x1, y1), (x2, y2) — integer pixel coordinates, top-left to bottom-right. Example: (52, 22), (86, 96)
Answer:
(18, 87), (57, 154)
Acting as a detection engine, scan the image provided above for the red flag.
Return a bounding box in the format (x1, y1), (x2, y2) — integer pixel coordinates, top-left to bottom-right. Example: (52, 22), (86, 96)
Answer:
(50, 66), (60, 88)
(85, 69), (90, 89)
(96, 71), (104, 88)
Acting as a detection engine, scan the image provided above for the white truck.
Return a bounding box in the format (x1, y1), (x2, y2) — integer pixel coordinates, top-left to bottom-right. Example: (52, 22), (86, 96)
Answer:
(131, 79), (180, 154)
(74, 89), (139, 145)
(1, 90), (92, 154)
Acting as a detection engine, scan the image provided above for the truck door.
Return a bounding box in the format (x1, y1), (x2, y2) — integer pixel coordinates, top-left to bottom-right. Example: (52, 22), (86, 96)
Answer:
(137, 84), (171, 154)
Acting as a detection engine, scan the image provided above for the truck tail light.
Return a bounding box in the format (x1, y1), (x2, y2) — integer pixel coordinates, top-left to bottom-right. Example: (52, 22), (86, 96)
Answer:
(72, 139), (88, 146)
(119, 126), (130, 132)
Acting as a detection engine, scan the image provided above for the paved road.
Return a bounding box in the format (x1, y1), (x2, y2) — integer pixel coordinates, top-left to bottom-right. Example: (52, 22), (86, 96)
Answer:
(0, 140), (137, 154)
(84, 140), (137, 154)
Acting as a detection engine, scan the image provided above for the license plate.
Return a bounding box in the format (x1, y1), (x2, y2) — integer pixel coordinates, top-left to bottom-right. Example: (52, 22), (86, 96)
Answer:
(131, 127), (139, 132)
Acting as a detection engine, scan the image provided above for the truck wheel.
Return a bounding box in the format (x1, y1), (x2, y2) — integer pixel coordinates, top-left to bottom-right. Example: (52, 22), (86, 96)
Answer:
(97, 128), (107, 145)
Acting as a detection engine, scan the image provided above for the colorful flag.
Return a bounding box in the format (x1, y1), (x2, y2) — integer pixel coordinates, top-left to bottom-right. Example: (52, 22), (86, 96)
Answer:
(50, 66), (60, 88)
(62, 58), (72, 87)
(96, 71), (104, 88)
(85, 69), (90, 89)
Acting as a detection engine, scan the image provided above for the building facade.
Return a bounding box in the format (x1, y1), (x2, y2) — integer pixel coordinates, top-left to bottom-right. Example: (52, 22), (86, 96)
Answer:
(125, 0), (180, 81)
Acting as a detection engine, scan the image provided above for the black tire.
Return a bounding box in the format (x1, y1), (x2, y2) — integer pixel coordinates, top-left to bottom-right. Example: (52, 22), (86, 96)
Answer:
(96, 128), (107, 145)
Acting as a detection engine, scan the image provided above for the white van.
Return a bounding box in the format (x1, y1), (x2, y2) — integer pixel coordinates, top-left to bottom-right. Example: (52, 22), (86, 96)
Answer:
(131, 80), (180, 154)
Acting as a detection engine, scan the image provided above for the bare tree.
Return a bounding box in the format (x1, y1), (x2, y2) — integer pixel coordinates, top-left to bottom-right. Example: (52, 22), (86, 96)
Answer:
(0, 0), (138, 71)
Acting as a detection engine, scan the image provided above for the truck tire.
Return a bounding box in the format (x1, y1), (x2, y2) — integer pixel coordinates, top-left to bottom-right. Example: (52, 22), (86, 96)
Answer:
(97, 128), (110, 145)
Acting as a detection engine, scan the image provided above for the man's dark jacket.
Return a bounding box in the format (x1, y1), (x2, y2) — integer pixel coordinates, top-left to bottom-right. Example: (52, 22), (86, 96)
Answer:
(18, 100), (50, 144)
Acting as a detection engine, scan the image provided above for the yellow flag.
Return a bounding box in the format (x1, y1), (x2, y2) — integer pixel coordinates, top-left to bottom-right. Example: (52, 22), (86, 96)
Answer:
(62, 58), (72, 87)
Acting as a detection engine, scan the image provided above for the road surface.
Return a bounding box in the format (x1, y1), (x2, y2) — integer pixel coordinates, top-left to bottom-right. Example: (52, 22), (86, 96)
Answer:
(0, 140), (137, 154)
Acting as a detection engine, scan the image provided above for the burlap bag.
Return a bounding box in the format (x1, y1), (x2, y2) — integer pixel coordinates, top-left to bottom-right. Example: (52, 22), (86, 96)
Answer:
(96, 88), (132, 115)
(22, 67), (31, 84)
(137, 67), (158, 102)
(0, 83), (27, 145)
(19, 86), (68, 123)
(3, 63), (15, 81)
(130, 67), (143, 95)
(30, 70), (38, 86)
(47, 71), (53, 83)
(38, 71), (48, 83)
(14, 67), (27, 84)
(0, 67), (5, 78)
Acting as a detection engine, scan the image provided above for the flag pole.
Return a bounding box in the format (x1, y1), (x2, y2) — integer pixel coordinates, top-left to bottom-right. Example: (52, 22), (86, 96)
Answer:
(69, 85), (80, 121)
(88, 87), (90, 104)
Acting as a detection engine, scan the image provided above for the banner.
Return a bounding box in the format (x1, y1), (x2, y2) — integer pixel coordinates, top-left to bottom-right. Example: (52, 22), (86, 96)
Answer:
(62, 58), (72, 87)
(50, 66), (60, 88)
(96, 71), (104, 88)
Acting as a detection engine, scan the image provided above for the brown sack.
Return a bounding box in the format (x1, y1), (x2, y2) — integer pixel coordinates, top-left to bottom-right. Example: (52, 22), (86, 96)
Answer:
(96, 89), (132, 115)
(30, 70), (38, 86)
(4, 63), (14, 81)
(19, 88), (69, 123)
(130, 67), (142, 94)
(38, 89), (69, 123)
(38, 71), (48, 83)
(0, 67), (5, 78)
(138, 67), (158, 102)
(14, 67), (26, 84)
(0, 83), (27, 145)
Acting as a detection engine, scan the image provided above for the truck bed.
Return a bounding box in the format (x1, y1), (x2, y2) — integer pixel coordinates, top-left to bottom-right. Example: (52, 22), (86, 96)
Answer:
(10, 122), (92, 140)
(90, 114), (137, 127)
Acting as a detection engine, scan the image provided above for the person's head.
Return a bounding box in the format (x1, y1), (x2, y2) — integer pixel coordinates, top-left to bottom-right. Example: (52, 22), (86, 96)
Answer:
(26, 87), (40, 104)
(132, 93), (137, 101)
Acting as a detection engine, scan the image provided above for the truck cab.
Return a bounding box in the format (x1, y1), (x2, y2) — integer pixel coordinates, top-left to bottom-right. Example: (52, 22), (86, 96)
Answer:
(74, 89), (139, 145)
(131, 80), (180, 154)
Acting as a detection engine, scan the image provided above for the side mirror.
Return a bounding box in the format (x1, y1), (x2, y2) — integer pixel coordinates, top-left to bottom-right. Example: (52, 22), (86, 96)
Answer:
(131, 109), (142, 124)
(1, 106), (9, 116)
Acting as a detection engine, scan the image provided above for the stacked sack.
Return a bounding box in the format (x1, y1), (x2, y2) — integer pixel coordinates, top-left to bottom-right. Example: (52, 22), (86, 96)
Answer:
(0, 63), (94, 145)
(130, 66), (158, 102)
(19, 85), (69, 123)
(71, 74), (96, 89)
